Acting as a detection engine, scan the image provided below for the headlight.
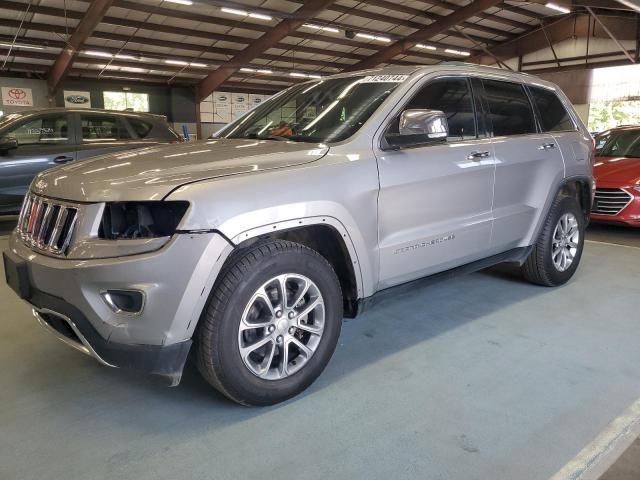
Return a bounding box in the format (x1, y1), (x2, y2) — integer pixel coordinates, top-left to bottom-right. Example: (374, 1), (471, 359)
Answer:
(99, 201), (189, 240)
(634, 186), (640, 194)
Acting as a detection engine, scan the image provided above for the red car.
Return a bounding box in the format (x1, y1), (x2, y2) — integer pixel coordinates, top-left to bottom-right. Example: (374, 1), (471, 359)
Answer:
(592, 126), (640, 226)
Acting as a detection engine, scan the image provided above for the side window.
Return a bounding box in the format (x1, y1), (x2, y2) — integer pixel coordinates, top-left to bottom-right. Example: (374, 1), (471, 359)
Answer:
(80, 115), (131, 141)
(482, 79), (536, 136)
(8, 114), (69, 146)
(127, 118), (153, 138)
(529, 86), (575, 132)
(403, 77), (477, 140)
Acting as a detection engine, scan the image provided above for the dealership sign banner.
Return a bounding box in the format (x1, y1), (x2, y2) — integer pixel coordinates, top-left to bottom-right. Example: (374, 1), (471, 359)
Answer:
(64, 90), (92, 108)
(2, 87), (34, 107)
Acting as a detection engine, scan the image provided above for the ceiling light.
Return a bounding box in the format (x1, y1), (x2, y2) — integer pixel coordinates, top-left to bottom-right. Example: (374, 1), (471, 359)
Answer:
(303, 23), (340, 33)
(0, 42), (44, 50)
(444, 48), (470, 56)
(165, 59), (189, 66)
(115, 54), (138, 60)
(164, 0), (193, 5)
(249, 13), (272, 20)
(189, 62), (207, 67)
(355, 33), (391, 43)
(221, 7), (248, 15)
(416, 44), (437, 51)
(257, 69), (272, 74)
(289, 72), (322, 79)
(84, 50), (113, 58)
(240, 68), (255, 72)
(220, 7), (272, 20)
(545, 2), (571, 13)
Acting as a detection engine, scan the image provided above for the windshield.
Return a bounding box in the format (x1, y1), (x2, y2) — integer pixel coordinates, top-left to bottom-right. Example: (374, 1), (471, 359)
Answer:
(597, 129), (640, 158)
(215, 74), (408, 143)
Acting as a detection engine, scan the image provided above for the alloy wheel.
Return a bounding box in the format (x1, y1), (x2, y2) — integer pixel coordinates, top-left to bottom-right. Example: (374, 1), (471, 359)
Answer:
(238, 274), (325, 380)
(552, 212), (580, 272)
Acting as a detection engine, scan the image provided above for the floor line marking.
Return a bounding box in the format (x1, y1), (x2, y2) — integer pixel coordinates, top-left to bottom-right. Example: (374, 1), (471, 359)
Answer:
(585, 239), (640, 250)
(549, 397), (640, 480)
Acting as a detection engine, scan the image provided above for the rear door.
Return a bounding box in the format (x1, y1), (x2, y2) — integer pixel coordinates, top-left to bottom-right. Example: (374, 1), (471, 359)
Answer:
(75, 113), (144, 160)
(375, 76), (496, 289)
(480, 78), (565, 252)
(527, 85), (589, 179)
(0, 112), (75, 212)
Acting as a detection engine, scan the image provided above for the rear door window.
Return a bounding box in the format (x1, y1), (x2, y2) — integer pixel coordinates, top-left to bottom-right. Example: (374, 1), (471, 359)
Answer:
(80, 115), (131, 141)
(529, 86), (575, 132)
(482, 79), (536, 136)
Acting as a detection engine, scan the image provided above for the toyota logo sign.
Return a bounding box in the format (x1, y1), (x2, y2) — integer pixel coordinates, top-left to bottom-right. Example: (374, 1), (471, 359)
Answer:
(8, 88), (26, 100)
(2, 86), (33, 106)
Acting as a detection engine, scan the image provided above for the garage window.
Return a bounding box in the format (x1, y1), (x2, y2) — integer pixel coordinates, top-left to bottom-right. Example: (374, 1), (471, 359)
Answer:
(103, 91), (149, 112)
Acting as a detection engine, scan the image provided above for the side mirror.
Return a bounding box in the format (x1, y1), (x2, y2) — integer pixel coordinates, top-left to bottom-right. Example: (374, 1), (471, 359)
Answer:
(0, 136), (18, 154)
(386, 109), (449, 148)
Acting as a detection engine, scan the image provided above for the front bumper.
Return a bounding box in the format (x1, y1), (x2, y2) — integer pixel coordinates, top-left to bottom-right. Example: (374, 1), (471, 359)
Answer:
(4, 231), (233, 382)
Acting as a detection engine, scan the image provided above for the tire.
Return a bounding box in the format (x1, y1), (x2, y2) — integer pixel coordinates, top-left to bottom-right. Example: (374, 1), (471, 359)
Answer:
(521, 196), (585, 286)
(196, 239), (343, 406)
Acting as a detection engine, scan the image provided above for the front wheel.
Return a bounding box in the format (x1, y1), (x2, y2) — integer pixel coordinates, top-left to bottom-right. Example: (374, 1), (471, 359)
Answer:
(196, 239), (343, 406)
(521, 196), (585, 286)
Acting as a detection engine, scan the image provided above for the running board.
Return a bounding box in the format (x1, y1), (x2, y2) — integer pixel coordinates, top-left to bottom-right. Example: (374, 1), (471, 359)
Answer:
(356, 246), (532, 316)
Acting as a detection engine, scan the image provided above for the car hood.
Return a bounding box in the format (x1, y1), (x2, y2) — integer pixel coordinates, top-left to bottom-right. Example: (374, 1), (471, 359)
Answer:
(33, 139), (329, 202)
(594, 156), (640, 186)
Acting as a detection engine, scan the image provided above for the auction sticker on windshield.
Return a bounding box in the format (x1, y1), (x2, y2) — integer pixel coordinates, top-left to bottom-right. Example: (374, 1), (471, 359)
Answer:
(361, 75), (408, 83)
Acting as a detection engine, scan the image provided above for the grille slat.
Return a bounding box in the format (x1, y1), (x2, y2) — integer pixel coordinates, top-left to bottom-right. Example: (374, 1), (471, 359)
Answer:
(18, 193), (78, 255)
(593, 188), (633, 216)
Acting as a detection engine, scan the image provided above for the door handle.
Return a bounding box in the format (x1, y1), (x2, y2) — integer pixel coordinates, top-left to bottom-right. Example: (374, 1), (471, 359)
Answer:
(53, 155), (74, 163)
(467, 151), (490, 161)
(538, 143), (555, 151)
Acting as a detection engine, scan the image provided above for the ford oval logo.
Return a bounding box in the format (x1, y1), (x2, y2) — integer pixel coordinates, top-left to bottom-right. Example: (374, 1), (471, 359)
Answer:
(218, 95), (227, 102)
(236, 97), (245, 103)
(66, 95), (89, 104)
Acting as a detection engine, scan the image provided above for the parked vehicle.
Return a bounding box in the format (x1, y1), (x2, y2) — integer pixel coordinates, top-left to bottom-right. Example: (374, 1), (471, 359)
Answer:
(3, 65), (593, 405)
(0, 108), (181, 214)
(592, 126), (640, 226)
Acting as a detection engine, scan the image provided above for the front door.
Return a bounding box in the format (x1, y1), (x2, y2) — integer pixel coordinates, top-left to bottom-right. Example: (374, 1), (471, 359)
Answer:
(375, 76), (495, 290)
(0, 112), (75, 213)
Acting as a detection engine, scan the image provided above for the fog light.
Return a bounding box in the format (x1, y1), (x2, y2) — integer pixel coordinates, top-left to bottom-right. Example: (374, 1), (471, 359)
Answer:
(102, 290), (145, 314)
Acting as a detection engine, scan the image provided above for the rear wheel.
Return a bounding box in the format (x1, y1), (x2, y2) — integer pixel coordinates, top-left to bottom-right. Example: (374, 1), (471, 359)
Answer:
(521, 196), (585, 286)
(196, 239), (342, 406)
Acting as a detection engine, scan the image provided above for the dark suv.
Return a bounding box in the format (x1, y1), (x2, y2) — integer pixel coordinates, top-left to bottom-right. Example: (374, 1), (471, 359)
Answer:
(0, 108), (181, 214)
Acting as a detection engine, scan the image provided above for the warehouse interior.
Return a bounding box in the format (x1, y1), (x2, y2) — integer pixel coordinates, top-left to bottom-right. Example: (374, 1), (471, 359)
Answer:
(1, 0), (639, 479)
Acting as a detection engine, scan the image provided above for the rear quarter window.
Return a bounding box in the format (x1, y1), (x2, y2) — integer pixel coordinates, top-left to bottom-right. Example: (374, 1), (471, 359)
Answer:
(127, 118), (153, 138)
(529, 86), (576, 132)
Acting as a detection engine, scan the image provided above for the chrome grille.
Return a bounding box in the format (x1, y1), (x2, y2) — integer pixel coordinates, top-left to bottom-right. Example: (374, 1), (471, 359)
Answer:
(592, 188), (633, 216)
(17, 194), (78, 255)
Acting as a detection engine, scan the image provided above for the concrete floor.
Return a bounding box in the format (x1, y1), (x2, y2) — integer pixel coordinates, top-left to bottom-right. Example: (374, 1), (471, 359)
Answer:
(1, 218), (639, 480)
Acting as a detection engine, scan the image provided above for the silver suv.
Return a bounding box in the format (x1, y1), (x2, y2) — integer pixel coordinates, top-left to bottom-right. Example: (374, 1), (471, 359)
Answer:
(3, 65), (593, 405)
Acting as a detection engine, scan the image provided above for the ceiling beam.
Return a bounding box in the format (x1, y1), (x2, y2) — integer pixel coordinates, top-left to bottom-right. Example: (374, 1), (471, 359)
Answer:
(196, 0), (336, 101)
(412, 0), (533, 29)
(472, 13), (637, 65)
(347, 0), (504, 71)
(47, 0), (114, 93)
